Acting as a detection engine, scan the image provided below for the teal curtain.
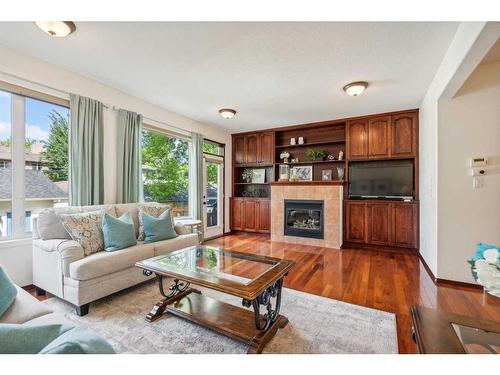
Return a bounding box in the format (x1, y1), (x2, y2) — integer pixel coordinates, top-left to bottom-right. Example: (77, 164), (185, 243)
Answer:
(69, 94), (104, 206)
(191, 133), (204, 225)
(117, 109), (143, 203)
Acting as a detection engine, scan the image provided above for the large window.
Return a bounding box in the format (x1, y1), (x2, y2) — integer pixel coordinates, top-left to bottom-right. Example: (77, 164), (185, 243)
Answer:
(0, 86), (69, 239)
(141, 128), (190, 218)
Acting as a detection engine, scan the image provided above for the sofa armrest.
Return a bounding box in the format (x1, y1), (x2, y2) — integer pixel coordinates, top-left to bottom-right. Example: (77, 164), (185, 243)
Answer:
(33, 239), (85, 277)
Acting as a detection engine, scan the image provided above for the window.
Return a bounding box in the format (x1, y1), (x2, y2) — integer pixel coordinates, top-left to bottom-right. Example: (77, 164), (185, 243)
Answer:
(141, 128), (190, 218)
(203, 139), (225, 157)
(0, 85), (69, 239)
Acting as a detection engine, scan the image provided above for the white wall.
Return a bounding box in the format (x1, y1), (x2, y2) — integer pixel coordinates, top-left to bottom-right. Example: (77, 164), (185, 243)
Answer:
(418, 22), (487, 277)
(437, 61), (500, 283)
(0, 45), (232, 285)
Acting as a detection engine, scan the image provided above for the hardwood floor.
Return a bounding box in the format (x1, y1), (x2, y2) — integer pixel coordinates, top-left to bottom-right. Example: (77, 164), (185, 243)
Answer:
(206, 232), (500, 354)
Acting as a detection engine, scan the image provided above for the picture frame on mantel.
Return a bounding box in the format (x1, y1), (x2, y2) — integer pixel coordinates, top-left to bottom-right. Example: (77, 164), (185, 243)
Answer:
(291, 165), (313, 181)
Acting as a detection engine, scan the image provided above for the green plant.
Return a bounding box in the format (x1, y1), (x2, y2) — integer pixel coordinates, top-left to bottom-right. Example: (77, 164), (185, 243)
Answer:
(306, 149), (327, 160)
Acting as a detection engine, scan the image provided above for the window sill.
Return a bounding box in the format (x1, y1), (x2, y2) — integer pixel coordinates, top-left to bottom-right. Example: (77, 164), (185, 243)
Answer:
(0, 237), (33, 250)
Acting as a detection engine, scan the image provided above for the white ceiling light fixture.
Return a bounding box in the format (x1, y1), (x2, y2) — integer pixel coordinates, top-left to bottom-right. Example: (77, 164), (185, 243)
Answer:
(219, 108), (236, 119)
(35, 21), (76, 37)
(343, 81), (368, 97)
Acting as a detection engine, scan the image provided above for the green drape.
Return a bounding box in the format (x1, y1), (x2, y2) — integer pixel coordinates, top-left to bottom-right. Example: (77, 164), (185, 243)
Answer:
(191, 133), (204, 224)
(117, 109), (143, 203)
(69, 94), (104, 206)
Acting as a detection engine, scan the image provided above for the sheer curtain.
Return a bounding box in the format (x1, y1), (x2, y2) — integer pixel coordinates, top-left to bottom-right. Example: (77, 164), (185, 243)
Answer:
(117, 109), (143, 203)
(191, 133), (204, 225)
(69, 94), (104, 206)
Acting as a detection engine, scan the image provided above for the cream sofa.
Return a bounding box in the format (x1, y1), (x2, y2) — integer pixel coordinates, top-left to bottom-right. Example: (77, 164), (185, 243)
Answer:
(32, 203), (198, 316)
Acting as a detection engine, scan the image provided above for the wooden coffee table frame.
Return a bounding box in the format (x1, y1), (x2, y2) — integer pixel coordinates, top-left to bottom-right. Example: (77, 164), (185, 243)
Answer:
(136, 248), (295, 354)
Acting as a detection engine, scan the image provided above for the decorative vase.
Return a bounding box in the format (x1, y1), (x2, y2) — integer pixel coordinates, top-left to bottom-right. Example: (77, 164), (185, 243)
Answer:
(337, 166), (345, 180)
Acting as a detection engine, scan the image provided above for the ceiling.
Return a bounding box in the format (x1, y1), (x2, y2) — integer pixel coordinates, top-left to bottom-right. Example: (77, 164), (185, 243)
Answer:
(0, 22), (459, 132)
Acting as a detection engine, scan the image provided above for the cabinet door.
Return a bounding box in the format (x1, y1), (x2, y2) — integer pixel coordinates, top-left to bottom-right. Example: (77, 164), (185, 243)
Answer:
(259, 132), (274, 164)
(391, 112), (417, 158)
(345, 202), (367, 243)
(233, 136), (246, 165)
(245, 135), (259, 164)
(392, 203), (417, 248)
(243, 199), (256, 231)
(367, 203), (391, 245)
(256, 199), (270, 233)
(368, 116), (390, 158)
(231, 198), (244, 230)
(347, 119), (368, 160)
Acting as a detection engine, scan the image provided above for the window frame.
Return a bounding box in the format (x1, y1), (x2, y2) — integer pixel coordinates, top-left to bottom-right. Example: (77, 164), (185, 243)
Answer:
(141, 124), (193, 219)
(0, 81), (70, 241)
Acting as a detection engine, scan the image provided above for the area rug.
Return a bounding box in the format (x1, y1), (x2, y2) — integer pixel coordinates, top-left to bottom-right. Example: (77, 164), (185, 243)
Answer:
(43, 281), (398, 354)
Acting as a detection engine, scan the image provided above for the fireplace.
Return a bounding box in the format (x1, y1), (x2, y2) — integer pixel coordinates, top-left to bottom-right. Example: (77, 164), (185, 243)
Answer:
(284, 199), (324, 239)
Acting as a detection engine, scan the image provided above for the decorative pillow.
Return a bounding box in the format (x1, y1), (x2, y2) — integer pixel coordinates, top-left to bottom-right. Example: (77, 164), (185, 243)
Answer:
(39, 326), (115, 354)
(60, 210), (105, 256)
(0, 323), (72, 354)
(0, 266), (17, 318)
(102, 212), (137, 252)
(36, 209), (72, 240)
(174, 222), (191, 235)
(137, 203), (171, 240)
(141, 210), (178, 244)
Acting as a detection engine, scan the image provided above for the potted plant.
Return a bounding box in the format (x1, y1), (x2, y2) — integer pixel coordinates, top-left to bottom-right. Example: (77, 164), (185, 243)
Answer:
(307, 149), (327, 161)
(468, 243), (499, 297)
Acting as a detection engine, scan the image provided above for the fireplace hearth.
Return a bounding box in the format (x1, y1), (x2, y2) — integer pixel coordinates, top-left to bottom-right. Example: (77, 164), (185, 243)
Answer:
(284, 199), (324, 239)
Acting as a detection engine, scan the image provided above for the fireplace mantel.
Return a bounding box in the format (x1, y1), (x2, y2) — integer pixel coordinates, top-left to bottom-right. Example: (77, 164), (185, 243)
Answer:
(271, 184), (343, 249)
(270, 181), (346, 186)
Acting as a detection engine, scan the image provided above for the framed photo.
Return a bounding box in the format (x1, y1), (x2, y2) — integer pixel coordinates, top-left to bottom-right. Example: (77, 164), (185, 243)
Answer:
(252, 169), (266, 183)
(322, 169), (332, 181)
(291, 166), (313, 181)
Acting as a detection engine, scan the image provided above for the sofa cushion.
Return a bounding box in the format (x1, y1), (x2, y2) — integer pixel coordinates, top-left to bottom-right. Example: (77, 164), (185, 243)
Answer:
(114, 203), (140, 238)
(137, 203), (171, 241)
(60, 210), (106, 256)
(153, 234), (199, 256)
(0, 266), (18, 318)
(37, 209), (72, 240)
(39, 326), (115, 354)
(69, 243), (155, 281)
(0, 323), (73, 354)
(102, 212), (137, 252)
(0, 286), (53, 324)
(142, 210), (178, 243)
(37, 205), (117, 241)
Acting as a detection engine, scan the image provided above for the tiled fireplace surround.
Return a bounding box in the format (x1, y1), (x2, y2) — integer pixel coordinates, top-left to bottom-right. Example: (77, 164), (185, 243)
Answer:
(270, 184), (343, 249)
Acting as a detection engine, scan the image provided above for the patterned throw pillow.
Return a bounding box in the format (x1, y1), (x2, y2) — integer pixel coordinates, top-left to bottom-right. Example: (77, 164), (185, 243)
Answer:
(137, 203), (172, 241)
(60, 210), (105, 256)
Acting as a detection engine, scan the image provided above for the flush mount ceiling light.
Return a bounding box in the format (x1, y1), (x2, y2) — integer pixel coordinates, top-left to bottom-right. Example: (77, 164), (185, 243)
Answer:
(343, 81), (369, 97)
(35, 21), (76, 37)
(219, 108), (236, 119)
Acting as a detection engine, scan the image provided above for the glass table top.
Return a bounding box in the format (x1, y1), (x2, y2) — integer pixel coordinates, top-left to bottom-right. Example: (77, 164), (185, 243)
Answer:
(141, 246), (279, 285)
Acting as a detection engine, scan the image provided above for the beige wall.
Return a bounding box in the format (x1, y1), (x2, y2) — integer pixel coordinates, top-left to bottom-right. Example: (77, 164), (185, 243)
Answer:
(437, 61), (500, 283)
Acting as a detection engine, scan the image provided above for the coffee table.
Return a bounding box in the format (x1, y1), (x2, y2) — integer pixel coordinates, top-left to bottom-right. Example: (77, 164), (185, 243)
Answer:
(135, 245), (295, 354)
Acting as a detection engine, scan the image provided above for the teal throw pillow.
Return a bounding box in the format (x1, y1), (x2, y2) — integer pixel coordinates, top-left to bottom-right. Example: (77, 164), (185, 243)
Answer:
(0, 266), (17, 318)
(40, 326), (115, 354)
(0, 324), (73, 354)
(141, 210), (178, 244)
(102, 212), (137, 252)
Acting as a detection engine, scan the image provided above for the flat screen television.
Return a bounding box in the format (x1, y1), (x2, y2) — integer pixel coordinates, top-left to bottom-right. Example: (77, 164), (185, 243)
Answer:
(348, 160), (414, 200)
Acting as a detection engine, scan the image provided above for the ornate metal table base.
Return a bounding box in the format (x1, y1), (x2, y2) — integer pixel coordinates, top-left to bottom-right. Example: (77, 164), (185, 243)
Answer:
(144, 271), (200, 323)
(144, 272), (289, 353)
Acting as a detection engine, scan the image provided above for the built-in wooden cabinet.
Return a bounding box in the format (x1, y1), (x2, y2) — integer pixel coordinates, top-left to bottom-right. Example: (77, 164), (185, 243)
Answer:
(345, 200), (367, 243)
(233, 132), (274, 166)
(344, 200), (418, 249)
(368, 116), (391, 159)
(230, 198), (270, 234)
(391, 112), (418, 158)
(347, 111), (417, 160)
(346, 119), (368, 160)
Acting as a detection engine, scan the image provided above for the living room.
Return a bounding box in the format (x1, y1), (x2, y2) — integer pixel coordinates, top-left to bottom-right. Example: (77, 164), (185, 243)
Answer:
(0, 1), (499, 372)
